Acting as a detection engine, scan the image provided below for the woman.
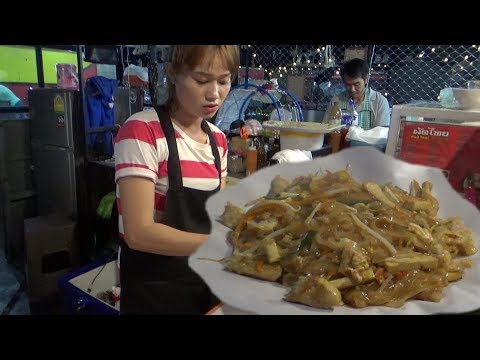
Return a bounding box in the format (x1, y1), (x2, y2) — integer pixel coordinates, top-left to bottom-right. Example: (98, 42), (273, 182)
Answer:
(114, 45), (239, 314)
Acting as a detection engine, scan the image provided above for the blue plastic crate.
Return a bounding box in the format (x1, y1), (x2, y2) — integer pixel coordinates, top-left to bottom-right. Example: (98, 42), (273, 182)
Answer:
(58, 255), (119, 315)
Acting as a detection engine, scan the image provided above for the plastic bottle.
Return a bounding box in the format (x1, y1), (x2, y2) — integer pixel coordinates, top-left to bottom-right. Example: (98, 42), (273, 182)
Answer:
(342, 99), (358, 126)
(246, 142), (258, 176)
(256, 137), (266, 169)
(328, 101), (343, 125)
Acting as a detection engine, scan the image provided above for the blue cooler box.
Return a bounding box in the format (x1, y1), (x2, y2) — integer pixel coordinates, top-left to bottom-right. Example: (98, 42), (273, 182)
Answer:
(58, 256), (120, 315)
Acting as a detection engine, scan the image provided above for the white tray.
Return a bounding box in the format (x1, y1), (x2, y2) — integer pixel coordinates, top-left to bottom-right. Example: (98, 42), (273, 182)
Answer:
(263, 121), (343, 134)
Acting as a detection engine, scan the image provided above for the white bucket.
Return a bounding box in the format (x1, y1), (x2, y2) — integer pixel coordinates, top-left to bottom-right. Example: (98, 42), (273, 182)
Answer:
(279, 130), (325, 151)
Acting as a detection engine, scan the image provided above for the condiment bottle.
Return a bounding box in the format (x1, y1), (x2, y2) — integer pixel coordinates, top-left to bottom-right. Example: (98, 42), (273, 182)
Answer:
(246, 142), (258, 176)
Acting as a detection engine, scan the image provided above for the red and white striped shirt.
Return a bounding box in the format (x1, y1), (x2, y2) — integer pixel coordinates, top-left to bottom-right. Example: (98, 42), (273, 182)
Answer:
(114, 108), (228, 239)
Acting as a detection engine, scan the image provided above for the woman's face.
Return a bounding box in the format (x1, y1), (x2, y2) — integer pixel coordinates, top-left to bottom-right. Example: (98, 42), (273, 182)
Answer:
(173, 53), (232, 120)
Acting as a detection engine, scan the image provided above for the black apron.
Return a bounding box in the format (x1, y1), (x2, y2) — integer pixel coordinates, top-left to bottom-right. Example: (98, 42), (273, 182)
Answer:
(119, 106), (221, 315)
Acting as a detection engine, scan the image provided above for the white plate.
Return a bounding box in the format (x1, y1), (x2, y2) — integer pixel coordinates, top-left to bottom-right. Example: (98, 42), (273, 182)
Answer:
(189, 147), (480, 315)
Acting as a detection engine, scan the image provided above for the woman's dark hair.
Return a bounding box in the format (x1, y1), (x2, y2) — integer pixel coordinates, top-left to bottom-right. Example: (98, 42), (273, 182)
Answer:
(340, 58), (369, 80)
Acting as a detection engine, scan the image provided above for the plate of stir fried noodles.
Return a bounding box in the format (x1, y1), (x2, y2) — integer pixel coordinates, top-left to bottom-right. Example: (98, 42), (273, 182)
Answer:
(189, 147), (480, 314)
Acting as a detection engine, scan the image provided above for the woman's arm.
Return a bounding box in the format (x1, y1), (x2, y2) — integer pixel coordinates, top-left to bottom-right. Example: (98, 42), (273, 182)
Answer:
(119, 176), (207, 256)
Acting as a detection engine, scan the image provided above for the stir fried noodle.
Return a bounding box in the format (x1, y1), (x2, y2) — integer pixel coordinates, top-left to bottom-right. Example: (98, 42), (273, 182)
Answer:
(219, 169), (477, 309)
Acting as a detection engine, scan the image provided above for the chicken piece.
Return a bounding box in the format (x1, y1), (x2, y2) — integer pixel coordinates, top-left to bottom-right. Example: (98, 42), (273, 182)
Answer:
(446, 271), (463, 282)
(263, 239), (281, 263)
(280, 253), (307, 274)
(224, 256), (282, 281)
(395, 181), (438, 217)
(409, 179), (422, 197)
(402, 197), (434, 215)
(329, 269), (375, 290)
(302, 257), (339, 279)
(379, 252), (439, 273)
(338, 238), (371, 284)
(220, 202), (245, 229)
(420, 181), (439, 217)
(246, 218), (279, 238)
(363, 182), (397, 208)
(383, 185), (400, 203)
(408, 223), (434, 250)
(344, 270), (448, 308)
(414, 287), (444, 302)
(432, 217), (477, 256)
(431, 243), (454, 269)
(286, 276), (342, 309)
(267, 175), (290, 198)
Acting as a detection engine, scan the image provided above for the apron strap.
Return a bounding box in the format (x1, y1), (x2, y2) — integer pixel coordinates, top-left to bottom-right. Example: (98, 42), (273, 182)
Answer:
(201, 120), (222, 187)
(154, 105), (184, 192)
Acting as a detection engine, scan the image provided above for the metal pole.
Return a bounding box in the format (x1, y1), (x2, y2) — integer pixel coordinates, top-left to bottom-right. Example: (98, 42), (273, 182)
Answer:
(35, 46), (44, 88)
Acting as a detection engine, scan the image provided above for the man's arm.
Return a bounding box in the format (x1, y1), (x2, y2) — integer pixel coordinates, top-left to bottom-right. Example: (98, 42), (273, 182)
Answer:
(373, 92), (391, 127)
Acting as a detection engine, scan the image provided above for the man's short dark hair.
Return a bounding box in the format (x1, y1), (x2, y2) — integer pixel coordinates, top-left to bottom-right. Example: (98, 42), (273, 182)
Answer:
(340, 58), (369, 80)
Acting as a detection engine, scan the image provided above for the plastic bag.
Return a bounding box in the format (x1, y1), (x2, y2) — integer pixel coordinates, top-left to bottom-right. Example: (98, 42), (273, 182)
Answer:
(346, 126), (389, 145)
(242, 119), (263, 136)
(271, 149), (312, 163)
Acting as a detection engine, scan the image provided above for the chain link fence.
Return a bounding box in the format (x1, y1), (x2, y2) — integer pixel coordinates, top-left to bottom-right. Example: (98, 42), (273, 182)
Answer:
(241, 45), (480, 109)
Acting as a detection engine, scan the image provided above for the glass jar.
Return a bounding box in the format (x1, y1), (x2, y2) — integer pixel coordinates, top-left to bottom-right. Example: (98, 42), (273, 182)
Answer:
(227, 154), (245, 174)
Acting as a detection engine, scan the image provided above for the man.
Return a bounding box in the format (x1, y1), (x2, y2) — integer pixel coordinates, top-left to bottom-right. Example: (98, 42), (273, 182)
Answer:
(323, 58), (390, 130)
(0, 85), (22, 107)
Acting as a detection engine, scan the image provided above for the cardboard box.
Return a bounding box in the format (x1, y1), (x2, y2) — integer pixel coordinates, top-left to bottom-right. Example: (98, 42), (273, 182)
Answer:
(24, 214), (78, 301)
(398, 122), (480, 192)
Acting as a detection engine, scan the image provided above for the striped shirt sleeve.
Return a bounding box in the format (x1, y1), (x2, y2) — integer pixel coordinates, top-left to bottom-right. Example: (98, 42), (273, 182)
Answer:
(114, 119), (160, 184)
